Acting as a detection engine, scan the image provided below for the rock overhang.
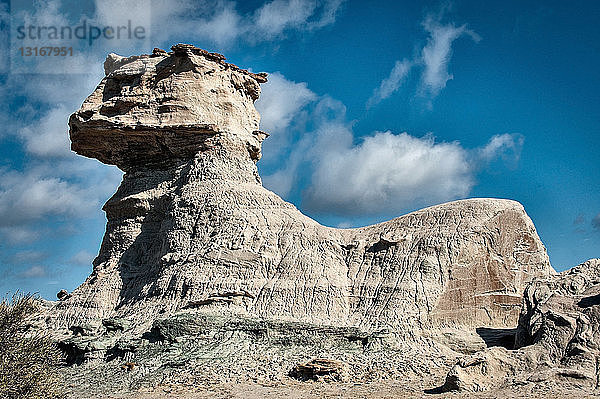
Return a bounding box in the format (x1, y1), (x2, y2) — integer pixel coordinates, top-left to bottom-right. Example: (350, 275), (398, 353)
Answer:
(69, 44), (269, 171)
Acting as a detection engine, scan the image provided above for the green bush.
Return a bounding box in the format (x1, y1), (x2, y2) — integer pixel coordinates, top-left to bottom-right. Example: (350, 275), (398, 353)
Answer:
(0, 293), (64, 399)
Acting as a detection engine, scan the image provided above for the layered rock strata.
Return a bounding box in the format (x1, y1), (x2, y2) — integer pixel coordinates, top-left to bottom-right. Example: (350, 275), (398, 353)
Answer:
(444, 258), (600, 392)
(51, 44), (554, 343)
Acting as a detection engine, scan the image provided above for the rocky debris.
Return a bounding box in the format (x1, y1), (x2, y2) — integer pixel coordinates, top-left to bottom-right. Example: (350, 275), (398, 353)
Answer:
(292, 358), (350, 382)
(517, 258), (600, 385)
(57, 289), (70, 300)
(442, 259), (600, 392)
(44, 44), (564, 396)
(120, 362), (137, 371)
(103, 317), (130, 332)
(69, 324), (96, 336)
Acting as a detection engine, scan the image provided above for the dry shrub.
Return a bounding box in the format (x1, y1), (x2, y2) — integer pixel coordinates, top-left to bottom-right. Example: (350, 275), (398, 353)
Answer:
(0, 293), (64, 399)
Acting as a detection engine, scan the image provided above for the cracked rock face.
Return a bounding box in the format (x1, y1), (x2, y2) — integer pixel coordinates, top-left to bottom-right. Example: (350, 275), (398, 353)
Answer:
(443, 258), (600, 392)
(51, 44), (553, 349)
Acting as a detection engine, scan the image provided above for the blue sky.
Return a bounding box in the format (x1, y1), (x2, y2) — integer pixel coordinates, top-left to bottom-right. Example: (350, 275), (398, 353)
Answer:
(0, 0), (598, 299)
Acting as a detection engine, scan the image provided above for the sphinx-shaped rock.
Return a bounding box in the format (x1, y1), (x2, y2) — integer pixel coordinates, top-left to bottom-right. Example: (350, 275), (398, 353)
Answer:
(52, 44), (553, 353)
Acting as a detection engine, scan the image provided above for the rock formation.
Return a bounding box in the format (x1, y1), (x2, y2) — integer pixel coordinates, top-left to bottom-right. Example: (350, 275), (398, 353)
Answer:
(444, 258), (600, 392)
(44, 44), (573, 396)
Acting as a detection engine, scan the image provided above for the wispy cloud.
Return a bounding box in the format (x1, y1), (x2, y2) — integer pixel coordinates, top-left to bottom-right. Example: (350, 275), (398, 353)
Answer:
(150, 0), (346, 48)
(420, 13), (480, 97)
(593, 214), (600, 231)
(8, 250), (46, 265)
(367, 7), (480, 108)
(367, 59), (413, 108)
(19, 265), (47, 278)
(476, 133), (524, 168)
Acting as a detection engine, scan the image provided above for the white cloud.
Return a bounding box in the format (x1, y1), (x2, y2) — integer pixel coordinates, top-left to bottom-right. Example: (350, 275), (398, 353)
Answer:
(192, 1), (245, 47)
(309, 0), (345, 29)
(18, 104), (72, 157)
(94, 0), (151, 28)
(254, 0), (316, 38)
(367, 10), (480, 108)
(256, 73), (524, 217)
(0, 161), (121, 228)
(262, 167), (297, 198)
(150, 0), (346, 47)
(420, 14), (480, 97)
(477, 133), (524, 166)
(68, 250), (95, 266)
(19, 265), (47, 278)
(0, 169), (96, 226)
(305, 131), (473, 215)
(367, 59), (413, 108)
(256, 72), (317, 134)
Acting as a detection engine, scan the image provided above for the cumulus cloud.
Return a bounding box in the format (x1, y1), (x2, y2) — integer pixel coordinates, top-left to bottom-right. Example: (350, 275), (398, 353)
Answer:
(305, 130), (473, 215)
(256, 72), (317, 135)
(304, 130), (525, 216)
(367, 59), (413, 108)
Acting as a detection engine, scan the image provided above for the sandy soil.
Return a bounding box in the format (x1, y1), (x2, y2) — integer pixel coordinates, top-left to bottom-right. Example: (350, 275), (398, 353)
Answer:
(85, 379), (600, 399)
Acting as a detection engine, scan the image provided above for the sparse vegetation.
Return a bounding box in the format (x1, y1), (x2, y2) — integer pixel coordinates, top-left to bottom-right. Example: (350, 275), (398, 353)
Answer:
(0, 293), (64, 399)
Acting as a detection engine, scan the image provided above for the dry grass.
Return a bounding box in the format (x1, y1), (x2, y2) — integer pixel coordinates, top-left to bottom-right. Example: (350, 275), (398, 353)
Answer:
(0, 293), (64, 399)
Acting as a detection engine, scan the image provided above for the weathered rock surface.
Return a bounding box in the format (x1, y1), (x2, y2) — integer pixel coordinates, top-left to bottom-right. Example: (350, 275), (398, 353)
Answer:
(443, 258), (600, 392)
(44, 44), (564, 396)
(292, 358), (350, 382)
